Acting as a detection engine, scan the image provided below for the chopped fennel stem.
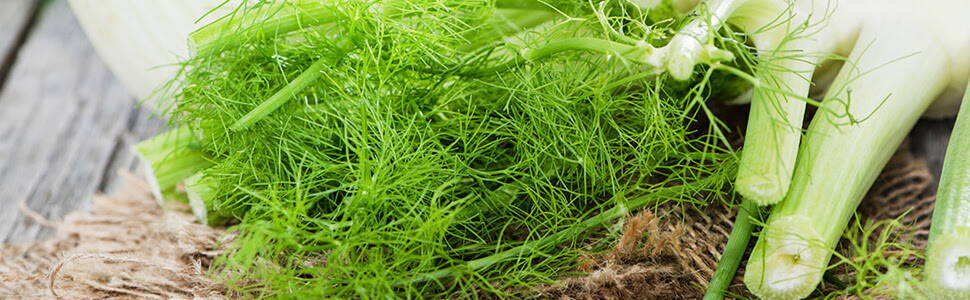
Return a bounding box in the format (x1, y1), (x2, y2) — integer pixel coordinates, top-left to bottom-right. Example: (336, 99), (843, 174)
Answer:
(728, 0), (823, 206)
(735, 39), (816, 206)
(185, 172), (229, 226)
(926, 79), (970, 299)
(133, 126), (212, 206)
(744, 19), (951, 300)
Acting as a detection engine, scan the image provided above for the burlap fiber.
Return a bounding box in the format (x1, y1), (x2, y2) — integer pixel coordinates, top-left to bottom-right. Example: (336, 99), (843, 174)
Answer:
(0, 172), (230, 299)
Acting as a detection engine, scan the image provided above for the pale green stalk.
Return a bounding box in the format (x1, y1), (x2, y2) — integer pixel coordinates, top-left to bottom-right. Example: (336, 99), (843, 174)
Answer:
(736, 38), (817, 205)
(133, 126), (213, 206)
(663, 0), (745, 80)
(744, 21), (951, 300)
(925, 79), (970, 300)
(723, 0), (821, 205)
(231, 56), (331, 131)
(663, 0), (817, 206)
(704, 199), (759, 300)
(185, 172), (230, 226)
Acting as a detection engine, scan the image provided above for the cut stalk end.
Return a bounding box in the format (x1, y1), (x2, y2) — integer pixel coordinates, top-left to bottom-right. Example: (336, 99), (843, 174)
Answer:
(734, 57), (814, 207)
(926, 229), (970, 299)
(659, 0), (741, 80)
(663, 41), (702, 80)
(185, 172), (229, 226)
(745, 217), (827, 300)
(735, 175), (786, 206)
(133, 126), (213, 206)
(926, 80), (970, 299)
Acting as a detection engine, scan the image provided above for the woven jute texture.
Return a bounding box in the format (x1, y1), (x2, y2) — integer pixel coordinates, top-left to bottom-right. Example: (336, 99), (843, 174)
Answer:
(0, 145), (937, 299)
(0, 172), (230, 299)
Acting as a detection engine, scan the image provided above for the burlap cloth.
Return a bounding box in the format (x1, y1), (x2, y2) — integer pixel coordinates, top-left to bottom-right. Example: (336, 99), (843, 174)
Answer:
(0, 144), (936, 299)
(0, 172), (229, 299)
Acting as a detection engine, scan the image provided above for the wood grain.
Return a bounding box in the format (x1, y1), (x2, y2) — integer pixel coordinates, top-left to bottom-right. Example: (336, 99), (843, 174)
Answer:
(0, 0), (40, 86)
(0, 0), (164, 243)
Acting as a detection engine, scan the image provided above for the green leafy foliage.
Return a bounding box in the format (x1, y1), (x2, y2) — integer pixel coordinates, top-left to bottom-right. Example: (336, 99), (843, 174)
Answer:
(157, 0), (744, 297)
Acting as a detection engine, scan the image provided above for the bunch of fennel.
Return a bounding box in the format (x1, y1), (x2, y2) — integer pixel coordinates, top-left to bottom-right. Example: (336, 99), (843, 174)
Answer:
(105, 1), (752, 297)
(70, 0), (970, 299)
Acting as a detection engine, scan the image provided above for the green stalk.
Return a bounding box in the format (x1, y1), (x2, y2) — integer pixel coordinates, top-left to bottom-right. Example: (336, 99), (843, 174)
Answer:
(480, 0), (749, 78)
(744, 22), (950, 300)
(735, 40), (817, 206)
(697, 0), (819, 206)
(469, 37), (665, 75)
(231, 56), (330, 131)
(193, 1), (550, 55)
(397, 176), (719, 286)
(460, 9), (559, 52)
(190, 1), (337, 54)
(925, 79), (970, 299)
(133, 126), (213, 206)
(704, 199), (759, 300)
(662, 0), (817, 206)
(522, 37), (653, 62)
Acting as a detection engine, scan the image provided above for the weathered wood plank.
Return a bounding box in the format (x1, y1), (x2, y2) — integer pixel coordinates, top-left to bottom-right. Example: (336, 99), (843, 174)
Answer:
(97, 106), (167, 194)
(0, 0), (40, 85)
(0, 0), (163, 243)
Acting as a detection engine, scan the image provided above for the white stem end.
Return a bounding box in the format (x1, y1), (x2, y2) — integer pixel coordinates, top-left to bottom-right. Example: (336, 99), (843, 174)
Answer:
(745, 217), (827, 300)
(926, 229), (970, 299)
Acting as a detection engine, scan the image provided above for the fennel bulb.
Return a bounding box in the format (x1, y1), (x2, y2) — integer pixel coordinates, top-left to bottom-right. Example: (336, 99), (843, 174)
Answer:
(68, 0), (230, 107)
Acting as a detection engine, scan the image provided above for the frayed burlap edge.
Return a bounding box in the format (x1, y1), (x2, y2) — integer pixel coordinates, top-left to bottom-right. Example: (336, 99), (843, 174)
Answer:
(0, 171), (231, 299)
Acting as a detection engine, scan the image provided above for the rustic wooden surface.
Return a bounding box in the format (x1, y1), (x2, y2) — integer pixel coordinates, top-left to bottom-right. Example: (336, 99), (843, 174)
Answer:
(0, 0), (165, 243)
(0, 0), (957, 243)
(0, 0), (40, 87)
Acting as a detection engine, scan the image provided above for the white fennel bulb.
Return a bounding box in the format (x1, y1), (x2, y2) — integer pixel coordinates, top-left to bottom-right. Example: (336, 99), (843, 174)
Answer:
(68, 0), (231, 108)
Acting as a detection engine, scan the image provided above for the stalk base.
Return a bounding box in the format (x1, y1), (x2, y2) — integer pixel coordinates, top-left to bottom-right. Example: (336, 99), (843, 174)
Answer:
(735, 175), (785, 206)
(745, 217), (827, 300)
(926, 228), (970, 299)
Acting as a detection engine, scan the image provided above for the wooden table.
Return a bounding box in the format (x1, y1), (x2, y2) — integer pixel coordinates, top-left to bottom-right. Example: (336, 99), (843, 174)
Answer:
(0, 0), (957, 243)
(0, 0), (164, 243)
